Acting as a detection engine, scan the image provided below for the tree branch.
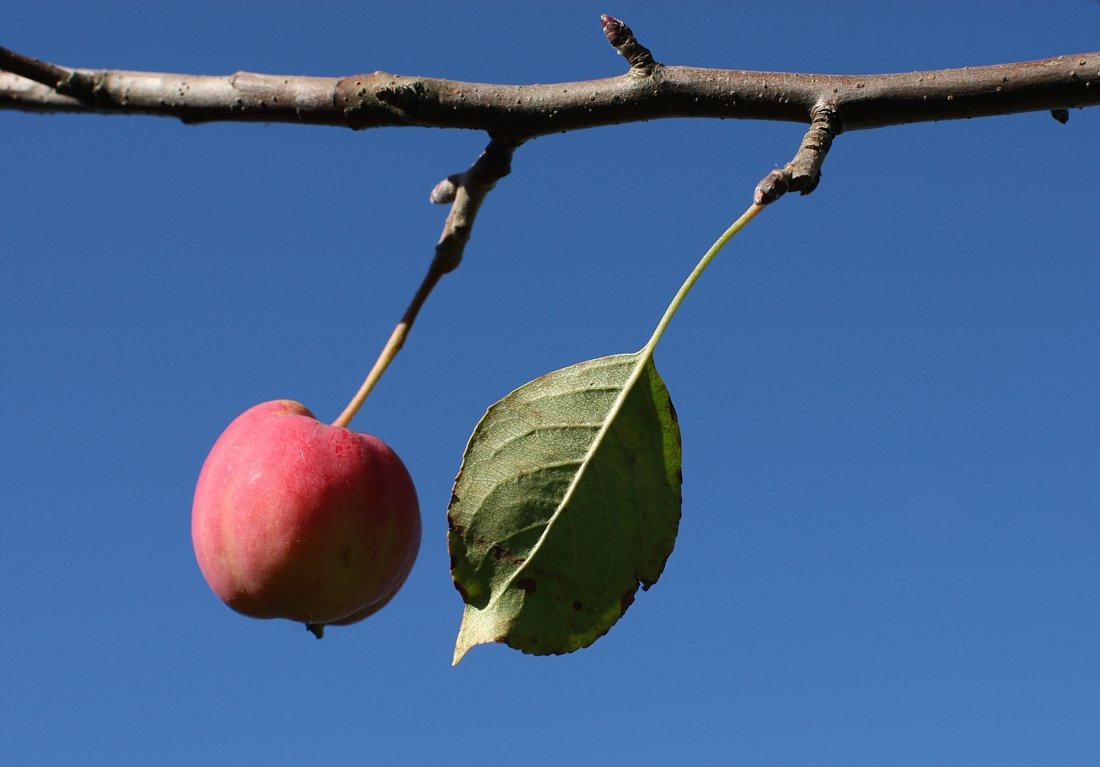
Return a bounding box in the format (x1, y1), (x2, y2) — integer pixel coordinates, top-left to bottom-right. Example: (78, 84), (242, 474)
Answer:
(1, 36), (1097, 138)
(4, 14), (1093, 426)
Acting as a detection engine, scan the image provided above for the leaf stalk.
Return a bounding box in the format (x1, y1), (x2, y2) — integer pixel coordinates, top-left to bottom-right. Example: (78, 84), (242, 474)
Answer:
(641, 202), (764, 359)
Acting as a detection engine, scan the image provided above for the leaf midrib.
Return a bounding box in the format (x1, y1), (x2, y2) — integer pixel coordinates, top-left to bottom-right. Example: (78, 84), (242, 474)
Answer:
(476, 349), (652, 615)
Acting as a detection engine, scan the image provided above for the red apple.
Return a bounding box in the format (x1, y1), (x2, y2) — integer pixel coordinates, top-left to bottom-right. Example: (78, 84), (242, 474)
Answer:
(192, 400), (420, 635)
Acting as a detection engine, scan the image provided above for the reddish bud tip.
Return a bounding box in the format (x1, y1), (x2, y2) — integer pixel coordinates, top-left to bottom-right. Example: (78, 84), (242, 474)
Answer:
(601, 14), (630, 48)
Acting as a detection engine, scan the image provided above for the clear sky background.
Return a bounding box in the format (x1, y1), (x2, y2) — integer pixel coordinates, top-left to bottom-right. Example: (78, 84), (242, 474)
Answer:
(3, 2), (1097, 765)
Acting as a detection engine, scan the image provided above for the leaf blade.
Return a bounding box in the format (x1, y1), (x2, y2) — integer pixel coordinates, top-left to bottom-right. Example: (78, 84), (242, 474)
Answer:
(449, 352), (681, 663)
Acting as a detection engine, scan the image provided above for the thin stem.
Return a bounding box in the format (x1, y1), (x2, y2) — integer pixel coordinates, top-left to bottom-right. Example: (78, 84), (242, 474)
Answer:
(0, 46), (68, 87)
(331, 139), (516, 430)
(331, 266), (444, 429)
(641, 202), (764, 358)
(0, 45), (95, 100)
(330, 325), (409, 430)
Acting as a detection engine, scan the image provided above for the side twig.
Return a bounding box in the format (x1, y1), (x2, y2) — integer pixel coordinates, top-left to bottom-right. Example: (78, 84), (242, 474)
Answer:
(755, 103), (839, 205)
(331, 138), (519, 428)
(601, 14), (658, 75)
(0, 45), (95, 101)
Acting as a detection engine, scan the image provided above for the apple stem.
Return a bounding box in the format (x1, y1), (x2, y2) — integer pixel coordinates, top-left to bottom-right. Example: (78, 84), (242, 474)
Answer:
(333, 139), (517, 429)
(331, 262), (446, 429)
(332, 325), (406, 429)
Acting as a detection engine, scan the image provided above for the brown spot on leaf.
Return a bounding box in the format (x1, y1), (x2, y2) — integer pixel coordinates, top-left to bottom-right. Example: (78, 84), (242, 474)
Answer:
(517, 577), (537, 594)
(572, 600), (583, 611)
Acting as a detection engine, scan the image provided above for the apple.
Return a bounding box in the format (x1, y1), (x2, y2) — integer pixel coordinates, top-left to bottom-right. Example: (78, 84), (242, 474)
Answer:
(192, 399), (420, 636)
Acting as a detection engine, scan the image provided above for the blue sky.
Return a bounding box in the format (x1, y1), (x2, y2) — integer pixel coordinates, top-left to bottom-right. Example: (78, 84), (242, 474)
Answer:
(3, 2), (1097, 765)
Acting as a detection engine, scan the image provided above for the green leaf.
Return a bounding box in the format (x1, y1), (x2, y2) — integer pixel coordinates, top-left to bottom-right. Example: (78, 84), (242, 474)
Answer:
(448, 352), (682, 664)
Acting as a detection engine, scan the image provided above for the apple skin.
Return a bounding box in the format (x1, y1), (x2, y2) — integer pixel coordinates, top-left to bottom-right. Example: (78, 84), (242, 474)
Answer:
(192, 400), (420, 632)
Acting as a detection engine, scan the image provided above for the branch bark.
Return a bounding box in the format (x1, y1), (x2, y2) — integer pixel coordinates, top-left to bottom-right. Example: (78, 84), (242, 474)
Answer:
(2, 44), (1097, 139)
